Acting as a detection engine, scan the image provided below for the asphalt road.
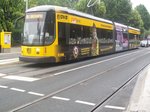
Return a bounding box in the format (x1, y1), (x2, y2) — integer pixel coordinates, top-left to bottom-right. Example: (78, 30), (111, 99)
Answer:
(0, 52), (20, 60)
(0, 47), (150, 112)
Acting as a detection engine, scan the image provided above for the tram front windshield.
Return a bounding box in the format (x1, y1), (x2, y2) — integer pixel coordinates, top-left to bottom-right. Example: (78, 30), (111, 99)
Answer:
(23, 12), (54, 45)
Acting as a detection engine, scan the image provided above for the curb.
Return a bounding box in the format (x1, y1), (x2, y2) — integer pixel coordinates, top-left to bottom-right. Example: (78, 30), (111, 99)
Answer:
(126, 64), (150, 112)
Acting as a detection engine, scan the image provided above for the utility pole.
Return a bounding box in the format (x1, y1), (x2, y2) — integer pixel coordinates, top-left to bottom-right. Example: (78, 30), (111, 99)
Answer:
(24, 0), (29, 11)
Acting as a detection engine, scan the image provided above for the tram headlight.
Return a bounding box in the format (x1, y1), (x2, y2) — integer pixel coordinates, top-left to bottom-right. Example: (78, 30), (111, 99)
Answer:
(36, 48), (40, 54)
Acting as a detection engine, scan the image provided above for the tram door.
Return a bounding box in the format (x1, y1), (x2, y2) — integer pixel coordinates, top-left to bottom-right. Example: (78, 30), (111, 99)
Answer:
(58, 23), (69, 61)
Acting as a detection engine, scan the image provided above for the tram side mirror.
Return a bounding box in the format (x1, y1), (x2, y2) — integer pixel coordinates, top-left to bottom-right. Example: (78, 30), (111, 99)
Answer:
(21, 33), (24, 44)
(14, 16), (25, 28)
(14, 16), (25, 45)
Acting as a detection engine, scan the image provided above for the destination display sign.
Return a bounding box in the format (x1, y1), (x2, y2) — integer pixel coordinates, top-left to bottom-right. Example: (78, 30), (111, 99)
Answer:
(26, 13), (44, 20)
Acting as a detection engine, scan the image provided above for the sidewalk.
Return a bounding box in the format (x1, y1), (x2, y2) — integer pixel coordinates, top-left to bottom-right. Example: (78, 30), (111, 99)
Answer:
(0, 46), (20, 61)
(0, 46), (21, 54)
(10, 46), (21, 53)
(126, 64), (150, 112)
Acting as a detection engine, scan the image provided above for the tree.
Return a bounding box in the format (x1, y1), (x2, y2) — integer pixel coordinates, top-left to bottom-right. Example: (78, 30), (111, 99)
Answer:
(36, 0), (55, 6)
(54, 0), (77, 8)
(145, 29), (150, 37)
(75, 0), (89, 13)
(0, 0), (25, 31)
(31, 0), (77, 9)
(93, 1), (106, 17)
(0, 0), (25, 46)
(136, 4), (150, 30)
(75, 0), (106, 17)
(29, 0), (38, 8)
(25, 0), (105, 17)
(129, 9), (144, 34)
(129, 9), (143, 28)
(103, 0), (132, 24)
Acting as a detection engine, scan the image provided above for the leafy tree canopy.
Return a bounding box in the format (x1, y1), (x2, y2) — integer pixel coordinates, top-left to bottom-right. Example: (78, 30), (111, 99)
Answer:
(103, 0), (132, 24)
(129, 9), (144, 33)
(75, 0), (106, 18)
(136, 4), (150, 30)
(0, 0), (25, 31)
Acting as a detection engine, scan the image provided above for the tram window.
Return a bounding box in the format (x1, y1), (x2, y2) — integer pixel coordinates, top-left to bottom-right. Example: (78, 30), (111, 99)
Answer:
(44, 11), (55, 45)
(45, 12), (55, 37)
(123, 33), (128, 42)
(58, 22), (66, 45)
(58, 23), (65, 38)
(129, 34), (134, 39)
(97, 28), (101, 41)
(98, 29), (113, 44)
(69, 24), (82, 45)
(81, 26), (92, 44)
(129, 34), (138, 42)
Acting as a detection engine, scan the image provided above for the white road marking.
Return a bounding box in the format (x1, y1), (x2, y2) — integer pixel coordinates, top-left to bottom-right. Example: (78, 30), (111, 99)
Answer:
(0, 73), (6, 77)
(28, 92), (45, 96)
(3, 75), (39, 82)
(54, 50), (141, 76)
(0, 58), (19, 65)
(10, 88), (26, 92)
(105, 105), (125, 110)
(51, 96), (70, 101)
(0, 52), (20, 56)
(0, 85), (8, 88)
(75, 100), (96, 106)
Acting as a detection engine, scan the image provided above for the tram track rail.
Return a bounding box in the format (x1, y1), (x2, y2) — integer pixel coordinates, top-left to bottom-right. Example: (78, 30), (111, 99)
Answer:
(9, 51), (150, 112)
(0, 62), (68, 77)
(0, 49), (144, 78)
(1, 49), (143, 78)
(91, 63), (148, 112)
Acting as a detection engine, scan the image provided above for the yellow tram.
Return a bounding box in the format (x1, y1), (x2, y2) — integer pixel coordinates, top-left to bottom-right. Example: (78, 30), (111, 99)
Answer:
(20, 5), (140, 63)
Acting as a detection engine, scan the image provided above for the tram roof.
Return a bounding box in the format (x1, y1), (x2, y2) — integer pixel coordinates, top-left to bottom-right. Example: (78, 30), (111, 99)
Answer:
(128, 26), (140, 31)
(114, 22), (127, 28)
(26, 5), (113, 24)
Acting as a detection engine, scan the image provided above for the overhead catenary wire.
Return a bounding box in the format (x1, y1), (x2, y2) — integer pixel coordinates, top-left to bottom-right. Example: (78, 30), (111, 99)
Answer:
(87, 0), (100, 7)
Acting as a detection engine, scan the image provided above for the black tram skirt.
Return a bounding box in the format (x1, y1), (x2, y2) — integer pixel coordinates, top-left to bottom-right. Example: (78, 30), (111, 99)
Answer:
(19, 56), (56, 63)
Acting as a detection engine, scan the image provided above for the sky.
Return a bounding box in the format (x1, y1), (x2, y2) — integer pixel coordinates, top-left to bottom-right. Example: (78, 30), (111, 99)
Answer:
(131, 0), (150, 13)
